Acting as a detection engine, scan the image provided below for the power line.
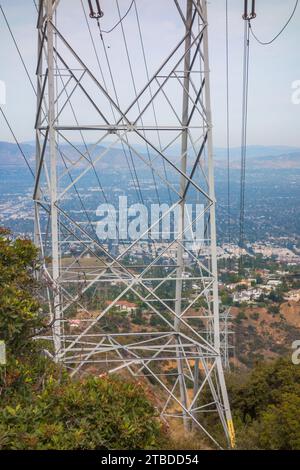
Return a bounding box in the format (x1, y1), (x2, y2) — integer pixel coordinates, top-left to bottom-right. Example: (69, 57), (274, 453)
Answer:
(115, 0), (161, 205)
(0, 2), (43, 178)
(98, 0), (166, 257)
(55, 9), (132, 253)
(0, 5), (36, 96)
(100, 0), (134, 34)
(249, 0), (298, 45)
(84, 0), (164, 270)
(134, 0), (173, 206)
(82, 0), (145, 206)
(96, 14), (145, 205)
(0, 106), (34, 177)
(225, 0), (231, 248)
(239, 20), (251, 269)
(238, 0), (298, 269)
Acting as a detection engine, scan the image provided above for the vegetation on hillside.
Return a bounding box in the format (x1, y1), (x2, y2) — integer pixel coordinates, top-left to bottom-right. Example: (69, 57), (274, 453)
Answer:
(1, 228), (300, 450)
(0, 229), (163, 450)
(227, 357), (300, 449)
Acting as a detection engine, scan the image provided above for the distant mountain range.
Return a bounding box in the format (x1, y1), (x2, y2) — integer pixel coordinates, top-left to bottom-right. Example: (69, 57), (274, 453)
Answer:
(214, 146), (300, 169)
(0, 141), (36, 167)
(0, 141), (299, 170)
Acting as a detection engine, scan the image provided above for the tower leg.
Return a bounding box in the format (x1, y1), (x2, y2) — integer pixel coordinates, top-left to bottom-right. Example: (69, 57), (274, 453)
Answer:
(47, 0), (61, 360)
(202, 0), (235, 448)
(174, 0), (193, 433)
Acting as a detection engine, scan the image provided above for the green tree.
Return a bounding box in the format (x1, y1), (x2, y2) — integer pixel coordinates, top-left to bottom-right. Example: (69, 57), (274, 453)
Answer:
(0, 228), (42, 353)
(227, 357), (300, 449)
(257, 393), (300, 450)
(220, 289), (233, 306)
(0, 375), (162, 450)
(0, 229), (163, 450)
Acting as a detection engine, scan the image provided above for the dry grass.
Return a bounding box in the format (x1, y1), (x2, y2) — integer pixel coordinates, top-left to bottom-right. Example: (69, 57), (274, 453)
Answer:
(160, 426), (212, 450)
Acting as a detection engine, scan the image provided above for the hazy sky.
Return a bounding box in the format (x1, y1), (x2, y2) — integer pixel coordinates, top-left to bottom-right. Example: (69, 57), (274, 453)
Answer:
(0, 0), (299, 147)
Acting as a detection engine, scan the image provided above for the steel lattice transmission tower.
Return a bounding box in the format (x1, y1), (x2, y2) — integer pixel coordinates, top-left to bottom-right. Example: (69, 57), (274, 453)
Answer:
(34, 0), (235, 448)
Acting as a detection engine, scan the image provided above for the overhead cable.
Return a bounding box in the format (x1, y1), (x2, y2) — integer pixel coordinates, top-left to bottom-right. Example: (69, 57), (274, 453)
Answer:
(0, 5), (36, 96)
(0, 107), (35, 177)
(88, 0), (135, 34)
(82, 0), (145, 205)
(249, 0), (298, 45)
(239, 20), (251, 263)
(225, 0), (231, 247)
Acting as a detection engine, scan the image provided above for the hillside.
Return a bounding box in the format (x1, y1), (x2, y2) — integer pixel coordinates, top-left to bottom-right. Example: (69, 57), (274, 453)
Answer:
(231, 300), (300, 367)
(1, 141), (300, 170)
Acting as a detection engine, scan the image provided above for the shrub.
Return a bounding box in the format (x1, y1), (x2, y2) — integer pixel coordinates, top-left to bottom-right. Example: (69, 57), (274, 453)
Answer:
(268, 304), (280, 315)
(0, 229), (164, 450)
(0, 228), (42, 352)
(227, 357), (300, 449)
(0, 373), (162, 450)
(235, 311), (248, 323)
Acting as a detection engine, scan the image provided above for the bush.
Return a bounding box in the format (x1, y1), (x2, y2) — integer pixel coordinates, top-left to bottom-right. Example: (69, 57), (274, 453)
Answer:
(0, 229), (164, 450)
(235, 311), (248, 323)
(268, 304), (280, 315)
(227, 357), (300, 449)
(0, 228), (42, 352)
(0, 373), (162, 450)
